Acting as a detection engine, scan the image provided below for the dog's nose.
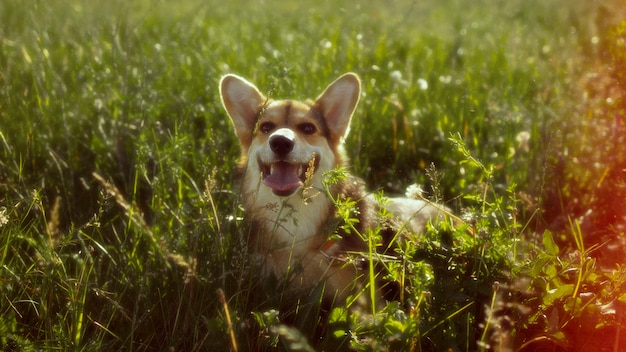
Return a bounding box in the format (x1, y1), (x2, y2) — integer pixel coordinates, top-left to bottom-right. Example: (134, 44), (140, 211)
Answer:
(269, 130), (295, 156)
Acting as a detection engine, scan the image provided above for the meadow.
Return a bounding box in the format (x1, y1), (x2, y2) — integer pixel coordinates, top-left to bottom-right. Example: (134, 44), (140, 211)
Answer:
(1, 0), (625, 351)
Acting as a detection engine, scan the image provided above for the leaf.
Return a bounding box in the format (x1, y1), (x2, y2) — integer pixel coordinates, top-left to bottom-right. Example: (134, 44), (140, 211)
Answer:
(328, 306), (348, 323)
(272, 325), (316, 352)
(385, 319), (406, 335)
(252, 309), (280, 329)
(551, 331), (567, 342)
(333, 329), (348, 339)
(544, 284), (574, 306)
(542, 231), (560, 256)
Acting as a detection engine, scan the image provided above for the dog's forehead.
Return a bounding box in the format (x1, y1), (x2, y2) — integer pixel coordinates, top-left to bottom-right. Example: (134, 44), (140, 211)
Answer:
(261, 100), (319, 124)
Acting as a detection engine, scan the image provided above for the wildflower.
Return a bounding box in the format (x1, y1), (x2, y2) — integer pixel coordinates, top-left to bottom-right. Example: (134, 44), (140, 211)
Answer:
(417, 78), (428, 90)
(515, 131), (530, 152)
(405, 184), (424, 199)
(461, 210), (476, 224)
(439, 75), (452, 84)
(390, 70), (408, 86)
(94, 98), (103, 111)
(0, 207), (7, 228)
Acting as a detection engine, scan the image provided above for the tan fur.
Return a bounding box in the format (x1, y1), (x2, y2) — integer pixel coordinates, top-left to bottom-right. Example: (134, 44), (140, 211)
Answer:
(220, 73), (449, 308)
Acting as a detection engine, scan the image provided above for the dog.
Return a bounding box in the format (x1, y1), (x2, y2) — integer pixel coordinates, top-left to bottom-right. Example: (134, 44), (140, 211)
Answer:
(220, 72), (449, 309)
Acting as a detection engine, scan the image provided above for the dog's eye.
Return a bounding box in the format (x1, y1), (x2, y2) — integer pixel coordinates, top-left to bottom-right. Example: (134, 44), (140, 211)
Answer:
(258, 122), (275, 134)
(299, 123), (316, 135)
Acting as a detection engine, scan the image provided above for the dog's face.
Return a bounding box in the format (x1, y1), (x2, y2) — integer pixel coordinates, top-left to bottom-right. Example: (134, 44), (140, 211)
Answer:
(220, 73), (361, 199)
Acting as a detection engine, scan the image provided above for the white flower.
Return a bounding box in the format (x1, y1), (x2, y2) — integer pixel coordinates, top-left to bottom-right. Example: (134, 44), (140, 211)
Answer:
(94, 98), (103, 111)
(515, 131), (530, 152)
(439, 75), (452, 84)
(0, 207), (8, 228)
(390, 70), (408, 86)
(417, 78), (428, 90)
(405, 184), (424, 199)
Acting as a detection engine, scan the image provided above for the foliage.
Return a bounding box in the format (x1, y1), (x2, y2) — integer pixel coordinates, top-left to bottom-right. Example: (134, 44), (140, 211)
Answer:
(515, 228), (626, 351)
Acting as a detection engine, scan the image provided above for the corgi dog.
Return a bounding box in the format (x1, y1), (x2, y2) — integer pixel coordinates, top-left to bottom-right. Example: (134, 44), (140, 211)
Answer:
(220, 72), (449, 308)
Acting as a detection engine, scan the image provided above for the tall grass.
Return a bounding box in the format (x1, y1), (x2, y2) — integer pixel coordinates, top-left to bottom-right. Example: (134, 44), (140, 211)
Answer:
(1, 0), (625, 350)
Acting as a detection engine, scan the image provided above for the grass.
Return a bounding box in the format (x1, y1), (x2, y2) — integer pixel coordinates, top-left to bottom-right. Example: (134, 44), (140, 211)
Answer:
(1, 0), (625, 350)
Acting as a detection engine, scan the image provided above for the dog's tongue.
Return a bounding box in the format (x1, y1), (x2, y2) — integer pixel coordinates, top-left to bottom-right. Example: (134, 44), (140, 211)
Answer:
(264, 162), (302, 194)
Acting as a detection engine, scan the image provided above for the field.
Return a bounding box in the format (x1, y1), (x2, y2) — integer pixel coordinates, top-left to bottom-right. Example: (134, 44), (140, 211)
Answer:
(1, 0), (625, 351)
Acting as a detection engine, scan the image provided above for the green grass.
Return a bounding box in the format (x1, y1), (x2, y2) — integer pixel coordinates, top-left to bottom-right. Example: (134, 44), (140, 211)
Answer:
(1, 0), (625, 351)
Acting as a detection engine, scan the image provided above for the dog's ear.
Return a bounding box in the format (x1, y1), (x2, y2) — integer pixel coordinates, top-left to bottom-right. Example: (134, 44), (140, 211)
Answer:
(220, 74), (266, 145)
(314, 73), (361, 142)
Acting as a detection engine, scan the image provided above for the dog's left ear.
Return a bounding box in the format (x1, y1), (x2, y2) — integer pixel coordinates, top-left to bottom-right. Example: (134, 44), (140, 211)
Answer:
(314, 73), (361, 142)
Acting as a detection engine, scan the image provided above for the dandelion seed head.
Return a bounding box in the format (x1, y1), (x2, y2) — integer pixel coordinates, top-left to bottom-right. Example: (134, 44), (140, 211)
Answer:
(405, 184), (424, 199)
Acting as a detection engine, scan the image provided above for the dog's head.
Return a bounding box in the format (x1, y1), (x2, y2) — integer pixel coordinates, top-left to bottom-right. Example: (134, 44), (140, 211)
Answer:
(220, 73), (361, 198)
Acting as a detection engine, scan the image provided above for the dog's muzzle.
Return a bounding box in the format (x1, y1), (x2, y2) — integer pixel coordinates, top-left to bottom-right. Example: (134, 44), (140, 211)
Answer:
(258, 133), (320, 197)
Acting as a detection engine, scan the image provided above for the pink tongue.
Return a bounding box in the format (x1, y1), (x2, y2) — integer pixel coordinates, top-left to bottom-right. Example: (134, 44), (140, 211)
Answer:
(263, 162), (302, 192)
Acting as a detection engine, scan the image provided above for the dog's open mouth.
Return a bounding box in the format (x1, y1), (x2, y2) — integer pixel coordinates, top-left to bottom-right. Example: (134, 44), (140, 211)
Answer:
(259, 154), (319, 197)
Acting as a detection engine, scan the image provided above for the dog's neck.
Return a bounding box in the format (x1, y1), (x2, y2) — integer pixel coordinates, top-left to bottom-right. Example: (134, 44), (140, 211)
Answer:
(243, 180), (333, 253)
(243, 173), (375, 254)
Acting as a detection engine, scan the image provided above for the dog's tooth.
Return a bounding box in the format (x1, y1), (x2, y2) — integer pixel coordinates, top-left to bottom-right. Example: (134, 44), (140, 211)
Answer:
(270, 164), (274, 175)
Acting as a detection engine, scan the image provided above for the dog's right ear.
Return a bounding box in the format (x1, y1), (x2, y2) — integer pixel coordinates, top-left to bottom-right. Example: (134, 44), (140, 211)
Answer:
(220, 74), (266, 146)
